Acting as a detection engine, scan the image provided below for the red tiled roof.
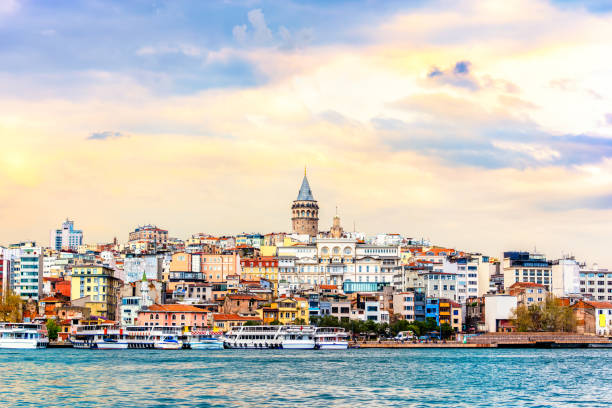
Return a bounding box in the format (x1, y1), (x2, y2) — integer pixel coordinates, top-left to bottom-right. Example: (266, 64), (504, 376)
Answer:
(40, 296), (64, 302)
(586, 301), (612, 309)
(319, 285), (337, 290)
(213, 313), (260, 321)
(146, 304), (208, 313)
(510, 282), (546, 289)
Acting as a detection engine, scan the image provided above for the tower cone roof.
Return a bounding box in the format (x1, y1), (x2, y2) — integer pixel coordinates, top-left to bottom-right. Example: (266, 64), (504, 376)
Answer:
(296, 171), (315, 201)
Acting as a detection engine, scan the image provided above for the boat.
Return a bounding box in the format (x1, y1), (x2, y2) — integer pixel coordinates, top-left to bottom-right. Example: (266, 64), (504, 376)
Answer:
(223, 325), (315, 349)
(189, 329), (224, 350)
(154, 334), (183, 350)
(71, 324), (188, 349)
(0, 323), (49, 349)
(97, 336), (129, 350)
(71, 324), (124, 349)
(314, 327), (349, 350)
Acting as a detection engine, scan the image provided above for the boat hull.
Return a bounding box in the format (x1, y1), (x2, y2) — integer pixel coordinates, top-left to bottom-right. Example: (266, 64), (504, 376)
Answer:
(0, 340), (47, 349)
(281, 340), (315, 349)
(154, 341), (183, 350)
(317, 342), (348, 350)
(97, 342), (129, 350)
(190, 341), (224, 350)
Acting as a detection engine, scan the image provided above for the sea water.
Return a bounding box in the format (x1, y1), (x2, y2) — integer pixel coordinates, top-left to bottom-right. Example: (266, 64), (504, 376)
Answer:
(1, 348), (610, 407)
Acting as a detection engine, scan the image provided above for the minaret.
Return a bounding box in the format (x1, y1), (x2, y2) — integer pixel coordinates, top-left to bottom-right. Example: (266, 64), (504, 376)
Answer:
(140, 271), (152, 307)
(291, 168), (319, 237)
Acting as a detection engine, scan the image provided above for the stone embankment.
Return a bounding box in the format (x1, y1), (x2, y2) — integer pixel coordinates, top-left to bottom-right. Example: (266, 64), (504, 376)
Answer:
(353, 332), (612, 348)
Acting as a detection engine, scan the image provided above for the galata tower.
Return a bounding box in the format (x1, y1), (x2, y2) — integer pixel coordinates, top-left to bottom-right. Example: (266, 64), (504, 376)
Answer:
(291, 169), (319, 237)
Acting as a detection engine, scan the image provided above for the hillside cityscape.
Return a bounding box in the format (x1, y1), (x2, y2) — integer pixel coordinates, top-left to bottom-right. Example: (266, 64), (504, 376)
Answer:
(1, 171), (610, 340)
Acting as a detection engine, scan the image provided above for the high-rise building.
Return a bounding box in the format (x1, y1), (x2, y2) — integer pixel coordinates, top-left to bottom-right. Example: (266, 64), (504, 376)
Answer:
(502, 251), (552, 293)
(50, 219), (83, 251)
(291, 169), (319, 237)
(11, 243), (43, 300)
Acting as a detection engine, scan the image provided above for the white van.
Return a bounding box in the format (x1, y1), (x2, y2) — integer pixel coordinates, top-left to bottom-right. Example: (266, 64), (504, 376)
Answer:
(394, 331), (414, 341)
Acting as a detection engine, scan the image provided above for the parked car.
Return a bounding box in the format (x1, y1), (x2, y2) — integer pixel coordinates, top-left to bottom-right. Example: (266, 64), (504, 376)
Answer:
(394, 331), (415, 341)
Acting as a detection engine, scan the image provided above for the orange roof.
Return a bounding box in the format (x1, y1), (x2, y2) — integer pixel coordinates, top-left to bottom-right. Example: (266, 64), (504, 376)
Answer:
(146, 304), (208, 313)
(40, 296), (64, 303)
(213, 313), (260, 321)
(586, 301), (612, 309)
(319, 285), (337, 290)
(510, 282), (546, 289)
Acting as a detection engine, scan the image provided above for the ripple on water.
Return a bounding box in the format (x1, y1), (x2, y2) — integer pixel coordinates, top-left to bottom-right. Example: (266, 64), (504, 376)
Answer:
(0, 348), (611, 407)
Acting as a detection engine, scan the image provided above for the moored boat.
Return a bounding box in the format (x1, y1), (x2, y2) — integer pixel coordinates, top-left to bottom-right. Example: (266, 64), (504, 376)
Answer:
(314, 327), (349, 350)
(223, 325), (315, 349)
(154, 334), (183, 350)
(0, 323), (49, 349)
(189, 329), (224, 350)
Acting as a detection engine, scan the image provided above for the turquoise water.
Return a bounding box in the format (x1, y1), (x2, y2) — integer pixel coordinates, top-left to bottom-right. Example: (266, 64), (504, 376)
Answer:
(1, 348), (611, 407)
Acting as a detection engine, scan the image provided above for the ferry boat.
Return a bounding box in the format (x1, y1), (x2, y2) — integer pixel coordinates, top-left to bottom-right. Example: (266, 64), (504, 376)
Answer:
(223, 325), (315, 349)
(71, 324), (187, 349)
(71, 324), (128, 349)
(314, 327), (349, 350)
(189, 329), (224, 350)
(0, 323), (49, 349)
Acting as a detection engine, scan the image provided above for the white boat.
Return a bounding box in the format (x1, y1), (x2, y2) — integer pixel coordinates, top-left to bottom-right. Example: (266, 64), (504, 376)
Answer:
(154, 334), (183, 350)
(96, 337), (129, 350)
(223, 325), (315, 349)
(71, 324), (125, 349)
(314, 327), (349, 350)
(0, 323), (49, 349)
(71, 324), (187, 349)
(189, 330), (224, 350)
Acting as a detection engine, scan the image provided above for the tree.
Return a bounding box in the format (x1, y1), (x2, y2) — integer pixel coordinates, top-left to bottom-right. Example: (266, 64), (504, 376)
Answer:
(293, 318), (306, 325)
(316, 315), (340, 327)
(243, 320), (260, 326)
(46, 319), (60, 341)
(512, 295), (576, 332)
(440, 323), (454, 339)
(0, 291), (23, 322)
(270, 319), (281, 325)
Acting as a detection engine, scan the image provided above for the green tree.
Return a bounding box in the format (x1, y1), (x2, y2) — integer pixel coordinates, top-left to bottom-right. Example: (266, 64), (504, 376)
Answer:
(270, 319), (281, 325)
(243, 320), (260, 326)
(46, 318), (60, 341)
(293, 318), (306, 325)
(440, 323), (454, 339)
(0, 291), (23, 322)
(512, 295), (576, 332)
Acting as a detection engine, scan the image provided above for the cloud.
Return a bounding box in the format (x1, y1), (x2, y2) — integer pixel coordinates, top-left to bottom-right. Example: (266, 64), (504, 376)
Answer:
(426, 60), (479, 90)
(492, 141), (561, 162)
(136, 44), (204, 58)
(605, 113), (612, 125)
(453, 60), (471, 75)
(232, 9), (312, 50)
(233, 9), (273, 45)
(0, 0), (20, 15)
(87, 131), (127, 141)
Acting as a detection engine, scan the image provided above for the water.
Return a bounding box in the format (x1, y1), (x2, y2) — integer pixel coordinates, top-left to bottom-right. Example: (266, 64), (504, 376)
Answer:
(1, 348), (611, 407)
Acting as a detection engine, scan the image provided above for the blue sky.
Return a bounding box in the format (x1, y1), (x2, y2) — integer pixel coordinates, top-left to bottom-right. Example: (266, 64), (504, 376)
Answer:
(1, 0), (612, 265)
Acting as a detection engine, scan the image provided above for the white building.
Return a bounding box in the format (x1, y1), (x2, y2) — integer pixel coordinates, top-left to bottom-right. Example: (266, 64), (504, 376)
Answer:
(50, 219), (83, 251)
(13, 244), (43, 300)
(484, 294), (517, 332)
(591, 302), (612, 336)
(580, 265), (612, 302)
(123, 255), (162, 283)
(551, 258), (581, 297)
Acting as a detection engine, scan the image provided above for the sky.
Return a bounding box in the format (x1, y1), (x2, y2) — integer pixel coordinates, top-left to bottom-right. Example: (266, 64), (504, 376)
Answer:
(1, 0), (612, 265)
